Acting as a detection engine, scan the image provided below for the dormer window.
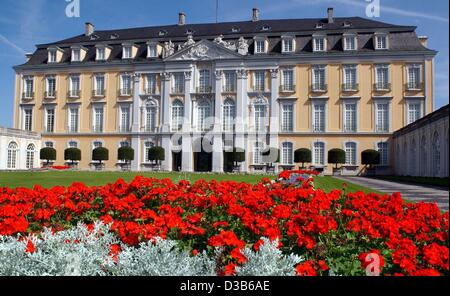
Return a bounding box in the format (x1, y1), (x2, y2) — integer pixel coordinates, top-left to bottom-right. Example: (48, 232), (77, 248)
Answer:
(343, 34), (357, 51)
(343, 21), (352, 28)
(96, 47), (105, 61)
(315, 23), (324, 29)
(254, 38), (266, 54)
(147, 43), (158, 58)
(313, 36), (326, 52)
(158, 30), (167, 37)
(122, 45), (132, 59)
(231, 27), (240, 33)
(261, 25), (271, 31)
(375, 33), (389, 50)
(110, 34), (119, 40)
(71, 48), (81, 62)
(48, 50), (57, 63)
(282, 37), (295, 53)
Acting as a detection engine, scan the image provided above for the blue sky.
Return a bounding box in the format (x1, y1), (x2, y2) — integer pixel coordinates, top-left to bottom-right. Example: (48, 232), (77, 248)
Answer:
(0, 0), (448, 128)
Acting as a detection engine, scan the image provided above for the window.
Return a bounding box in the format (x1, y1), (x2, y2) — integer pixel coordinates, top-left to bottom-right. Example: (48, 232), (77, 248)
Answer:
(375, 65), (390, 90)
(68, 107), (79, 133)
(96, 47), (106, 61)
(313, 142), (325, 165)
(94, 74), (105, 96)
(407, 102), (422, 124)
(343, 65), (357, 90)
(253, 98), (267, 132)
(281, 69), (294, 92)
(253, 71), (265, 92)
(144, 74), (157, 94)
(223, 98), (236, 132)
(343, 35), (357, 51)
(119, 105), (130, 132)
(172, 73), (185, 94)
(281, 142), (294, 165)
(345, 142), (357, 165)
(375, 34), (388, 50)
(375, 102), (389, 132)
(120, 74), (132, 96)
(123, 45), (132, 59)
(26, 144), (35, 169)
(7, 142), (18, 169)
(46, 76), (56, 97)
(93, 141), (103, 149)
(68, 141), (78, 148)
(144, 141), (155, 162)
(313, 36), (326, 52)
(93, 106), (104, 132)
(406, 64), (422, 90)
(71, 48), (81, 62)
(312, 103), (325, 132)
(48, 50), (57, 63)
(281, 103), (294, 132)
(223, 71), (236, 92)
(312, 66), (326, 91)
(44, 141), (54, 148)
(344, 102), (357, 132)
(254, 39), (266, 54)
(22, 76), (34, 98)
(23, 108), (33, 131)
(252, 142), (264, 165)
(197, 100), (212, 132)
(69, 75), (80, 97)
(45, 108), (55, 133)
(171, 100), (184, 132)
(282, 38), (294, 53)
(198, 70), (211, 93)
(432, 132), (441, 176)
(145, 104), (157, 132)
(147, 44), (157, 58)
(377, 142), (389, 166)
(120, 141), (130, 148)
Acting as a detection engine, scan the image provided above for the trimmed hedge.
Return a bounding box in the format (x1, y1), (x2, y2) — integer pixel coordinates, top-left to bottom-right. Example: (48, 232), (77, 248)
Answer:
(328, 148), (346, 168)
(118, 146), (135, 162)
(92, 147), (109, 164)
(40, 147), (56, 165)
(361, 149), (381, 167)
(148, 146), (165, 164)
(224, 148), (246, 172)
(64, 148), (81, 164)
(294, 148), (312, 168)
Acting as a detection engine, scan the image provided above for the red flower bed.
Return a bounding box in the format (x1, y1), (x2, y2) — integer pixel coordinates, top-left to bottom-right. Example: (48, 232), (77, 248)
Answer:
(0, 173), (448, 276)
(48, 166), (71, 170)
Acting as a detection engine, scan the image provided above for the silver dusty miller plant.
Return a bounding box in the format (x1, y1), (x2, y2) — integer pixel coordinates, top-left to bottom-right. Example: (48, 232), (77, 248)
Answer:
(235, 237), (303, 276)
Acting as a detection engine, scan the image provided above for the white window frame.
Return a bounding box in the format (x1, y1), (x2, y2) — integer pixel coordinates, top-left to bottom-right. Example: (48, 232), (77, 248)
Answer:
(374, 64), (390, 90)
(374, 33), (389, 50)
(223, 71), (236, 93)
(222, 98), (236, 132)
(405, 98), (424, 125)
(311, 100), (327, 132)
(197, 69), (211, 93)
(253, 71), (266, 92)
(120, 73), (132, 96)
(342, 100), (358, 133)
(252, 142), (265, 165)
(252, 97), (268, 132)
(344, 141), (357, 166)
(48, 49), (57, 63)
(313, 36), (327, 52)
(171, 99), (184, 132)
(406, 64), (422, 90)
(280, 102), (294, 132)
(281, 68), (295, 92)
(144, 73), (157, 94)
(145, 101), (158, 132)
(312, 141), (326, 166)
(311, 65), (326, 91)
(26, 144), (36, 169)
(254, 38), (267, 54)
(22, 76), (34, 98)
(122, 45), (133, 59)
(92, 105), (105, 133)
(68, 106), (80, 133)
(93, 73), (106, 97)
(71, 48), (81, 62)
(374, 99), (391, 132)
(342, 65), (357, 90)
(96, 47), (106, 61)
(46, 75), (57, 98)
(68, 140), (79, 148)
(343, 34), (357, 51)
(281, 142), (294, 165)
(69, 74), (81, 97)
(144, 141), (155, 163)
(147, 43), (158, 58)
(172, 73), (185, 94)
(44, 107), (55, 133)
(7, 142), (19, 169)
(376, 141), (389, 166)
(281, 37), (295, 53)
(22, 107), (33, 131)
(119, 104), (131, 132)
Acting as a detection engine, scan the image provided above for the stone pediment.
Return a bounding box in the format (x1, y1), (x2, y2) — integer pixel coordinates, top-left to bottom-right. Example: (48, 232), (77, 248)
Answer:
(165, 39), (243, 61)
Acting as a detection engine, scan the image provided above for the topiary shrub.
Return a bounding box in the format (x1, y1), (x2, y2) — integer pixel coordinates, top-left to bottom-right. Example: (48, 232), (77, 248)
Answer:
(224, 148), (246, 172)
(92, 147), (109, 168)
(361, 149), (381, 168)
(328, 148), (346, 169)
(118, 146), (134, 162)
(148, 146), (165, 166)
(40, 147), (57, 166)
(64, 148), (81, 166)
(294, 148), (312, 169)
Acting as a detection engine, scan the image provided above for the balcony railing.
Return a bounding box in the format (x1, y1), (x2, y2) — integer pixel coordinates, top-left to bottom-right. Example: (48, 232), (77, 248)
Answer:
(310, 84), (328, 92)
(341, 83), (359, 92)
(312, 124), (325, 132)
(119, 126), (131, 133)
(343, 125), (357, 133)
(222, 85), (236, 93)
(144, 126), (158, 133)
(21, 92), (35, 100)
(195, 86), (213, 94)
(375, 124), (389, 133)
(171, 125), (183, 132)
(67, 90), (80, 98)
(144, 88), (158, 95)
(44, 91), (57, 99)
(280, 85), (296, 93)
(171, 87), (184, 95)
(92, 126), (103, 133)
(373, 82), (391, 91)
(119, 89), (133, 97)
(405, 82), (423, 91)
(92, 89), (105, 97)
(251, 86), (266, 93)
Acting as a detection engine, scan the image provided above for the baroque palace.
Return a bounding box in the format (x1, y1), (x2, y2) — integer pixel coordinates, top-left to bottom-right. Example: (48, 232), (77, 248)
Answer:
(11, 8), (437, 174)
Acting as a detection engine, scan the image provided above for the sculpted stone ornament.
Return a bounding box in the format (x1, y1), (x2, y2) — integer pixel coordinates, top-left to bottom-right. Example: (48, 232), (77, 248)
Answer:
(163, 40), (175, 58)
(182, 34), (196, 49)
(237, 37), (249, 55)
(213, 35), (236, 51)
(181, 43), (209, 60)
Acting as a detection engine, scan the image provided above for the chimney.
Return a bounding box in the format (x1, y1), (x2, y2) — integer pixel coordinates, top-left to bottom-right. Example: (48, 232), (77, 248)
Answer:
(178, 12), (186, 25)
(327, 7), (334, 24)
(252, 8), (260, 22)
(85, 22), (94, 36)
(418, 36), (428, 47)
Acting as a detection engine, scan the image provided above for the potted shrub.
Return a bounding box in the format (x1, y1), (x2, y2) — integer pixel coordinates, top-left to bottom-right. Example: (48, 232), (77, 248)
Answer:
(92, 147), (109, 171)
(148, 146), (165, 171)
(118, 146), (134, 171)
(361, 149), (380, 176)
(40, 147), (56, 168)
(64, 148), (81, 168)
(328, 148), (346, 175)
(294, 148), (312, 169)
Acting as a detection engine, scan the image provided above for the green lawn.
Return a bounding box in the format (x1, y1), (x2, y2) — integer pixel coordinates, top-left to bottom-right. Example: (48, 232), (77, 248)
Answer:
(0, 171), (380, 194)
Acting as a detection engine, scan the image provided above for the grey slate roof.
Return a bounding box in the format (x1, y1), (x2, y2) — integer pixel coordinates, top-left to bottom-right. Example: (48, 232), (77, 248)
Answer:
(16, 16), (436, 68)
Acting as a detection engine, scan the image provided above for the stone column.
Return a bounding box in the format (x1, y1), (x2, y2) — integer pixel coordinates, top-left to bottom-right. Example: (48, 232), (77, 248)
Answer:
(182, 70), (193, 172)
(131, 73), (141, 171)
(160, 72), (172, 171)
(269, 68), (280, 172)
(212, 70), (224, 172)
(235, 69), (248, 172)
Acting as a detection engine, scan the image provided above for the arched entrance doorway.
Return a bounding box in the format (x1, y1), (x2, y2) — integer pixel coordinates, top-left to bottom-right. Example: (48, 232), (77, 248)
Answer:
(193, 136), (212, 172)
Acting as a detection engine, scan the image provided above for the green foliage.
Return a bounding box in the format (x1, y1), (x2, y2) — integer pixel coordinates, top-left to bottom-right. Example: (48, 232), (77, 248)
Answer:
(64, 148), (81, 162)
(328, 149), (346, 168)
(118, 146), (135, 162)
(224, 149), (246, 172)
(294, 148), (312, 168)
(40, 147), (57, 163)
(148, 146), (165, 163)
(92, 147), (109, 163)
(361, 150), (380, 167)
